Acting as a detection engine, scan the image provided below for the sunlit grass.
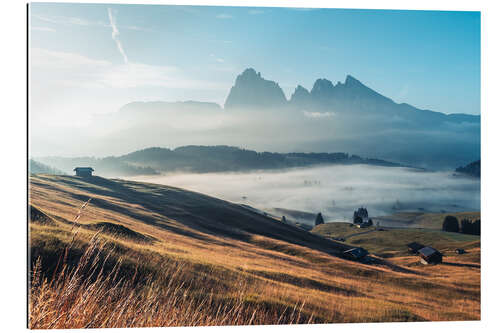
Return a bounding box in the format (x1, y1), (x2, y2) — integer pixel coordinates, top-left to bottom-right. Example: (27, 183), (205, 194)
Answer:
(28, 174), (480, 328)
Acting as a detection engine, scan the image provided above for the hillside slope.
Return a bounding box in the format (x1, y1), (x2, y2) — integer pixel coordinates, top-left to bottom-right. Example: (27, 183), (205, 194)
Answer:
(29, 175), (480, 327)
(38, 145), (401, 177)
(29, 159), (65, 175)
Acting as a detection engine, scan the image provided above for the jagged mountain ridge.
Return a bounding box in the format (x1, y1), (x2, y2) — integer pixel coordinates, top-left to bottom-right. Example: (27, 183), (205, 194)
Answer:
(115, 68), (478, 127)
(72, 68), (479, 170)
(225, 68), (479, 125)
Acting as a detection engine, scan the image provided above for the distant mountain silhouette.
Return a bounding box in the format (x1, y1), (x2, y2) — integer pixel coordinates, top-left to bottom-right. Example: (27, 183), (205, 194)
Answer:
(39, 145), (402, 177)
(29, 159), (65, 175)
(121, 145), (402, 173)
(79, 68), (479, 170)
(226, 68), (479, 128)
(224, 68), (287, 109)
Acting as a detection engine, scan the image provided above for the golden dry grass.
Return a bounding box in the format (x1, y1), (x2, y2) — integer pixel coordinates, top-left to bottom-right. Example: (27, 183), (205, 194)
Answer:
(28, 174), (480, 328)
(29, 233), (316, 329)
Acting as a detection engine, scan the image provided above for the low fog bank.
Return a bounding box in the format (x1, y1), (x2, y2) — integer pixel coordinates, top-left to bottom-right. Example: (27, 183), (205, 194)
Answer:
(30, 101), (479, 169)
(126, 164), (480, 225)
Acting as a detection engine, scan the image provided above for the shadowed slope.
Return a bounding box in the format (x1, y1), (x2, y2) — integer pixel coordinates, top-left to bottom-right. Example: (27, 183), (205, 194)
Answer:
(31, 175), (351, 256)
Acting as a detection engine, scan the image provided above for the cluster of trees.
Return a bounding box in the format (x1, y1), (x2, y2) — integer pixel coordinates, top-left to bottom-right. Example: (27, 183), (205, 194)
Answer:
(352, 207), (370, 225)
(315, 213), (325, 226)
(442, 215), (480, 235)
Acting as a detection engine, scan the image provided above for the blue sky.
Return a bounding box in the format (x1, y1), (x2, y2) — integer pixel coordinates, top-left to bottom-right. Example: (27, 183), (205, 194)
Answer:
(30, 3), (480, 120)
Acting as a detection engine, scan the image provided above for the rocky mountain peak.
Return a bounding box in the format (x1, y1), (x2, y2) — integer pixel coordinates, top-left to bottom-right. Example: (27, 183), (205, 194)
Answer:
(224, 68), (287, 109)
(311, 79), (335, 96)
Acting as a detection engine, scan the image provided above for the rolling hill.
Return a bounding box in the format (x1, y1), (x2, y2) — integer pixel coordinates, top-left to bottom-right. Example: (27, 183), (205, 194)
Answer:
(456, 160), (481, 178)
(29, 159), (65, 175)
(37, 145), (402, 177)
(29, 175), (480, 328)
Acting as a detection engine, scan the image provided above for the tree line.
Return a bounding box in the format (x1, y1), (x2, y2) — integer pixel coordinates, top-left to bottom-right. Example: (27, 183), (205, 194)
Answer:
(442, 215), (480, 235)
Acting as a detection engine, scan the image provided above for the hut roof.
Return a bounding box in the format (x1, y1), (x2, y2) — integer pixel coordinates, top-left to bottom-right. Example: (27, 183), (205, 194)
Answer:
(343, 247), (368, 259)
(418, 246), (441, 258)
(407, 242), (425, 251)
(73, 167), (94, 171)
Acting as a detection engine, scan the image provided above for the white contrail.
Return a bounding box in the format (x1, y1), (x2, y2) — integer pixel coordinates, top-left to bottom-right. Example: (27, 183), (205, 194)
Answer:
(107, 8), (128, 63)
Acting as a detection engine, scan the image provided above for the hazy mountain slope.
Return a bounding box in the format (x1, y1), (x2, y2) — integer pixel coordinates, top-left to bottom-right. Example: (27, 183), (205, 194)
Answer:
(38, 145), (402, 177)
(29, 159), (65, 175)
(119, 145), (401, 172)
(37, 156), (158, 177)
(107, 69), (479, 170)
(456, 160), (480, 178)
(33, 69), (479, 169)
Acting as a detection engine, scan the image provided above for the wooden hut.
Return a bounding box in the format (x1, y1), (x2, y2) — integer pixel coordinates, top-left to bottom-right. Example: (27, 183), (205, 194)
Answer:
(407, 242), (425, 254)
(74, 167), (94, 177)
(342, 247), (369, 261)
(418, 246), (443, 264)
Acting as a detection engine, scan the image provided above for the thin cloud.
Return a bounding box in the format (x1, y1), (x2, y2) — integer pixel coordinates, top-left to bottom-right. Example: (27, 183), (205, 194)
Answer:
(33, 13), (150, 32)
(216, 14), (233, 19)
(303, 111), (335, 118)
(210, 53), (225, 63)
(33, 14), (106, 27)
(31, 26), (56, 32)
(107, 8), (128, 64)
(249, 9), (266, 15)
(32, 47), (227, 91)
(287, 8), (322, 12)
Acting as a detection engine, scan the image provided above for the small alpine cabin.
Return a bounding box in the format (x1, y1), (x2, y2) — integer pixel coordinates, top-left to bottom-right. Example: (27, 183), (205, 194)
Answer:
(418, 246), (443, 264)
(74, 167), (94, 177)
(407, 242), (425, 254)
(342, 247), (369, 261)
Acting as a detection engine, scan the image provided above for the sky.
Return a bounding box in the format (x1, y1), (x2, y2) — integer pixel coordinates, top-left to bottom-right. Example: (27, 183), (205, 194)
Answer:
(30, 2), (480, 128)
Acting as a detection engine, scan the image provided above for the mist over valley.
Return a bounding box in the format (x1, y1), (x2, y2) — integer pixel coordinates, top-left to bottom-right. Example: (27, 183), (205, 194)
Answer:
(126, 164), (480, 225)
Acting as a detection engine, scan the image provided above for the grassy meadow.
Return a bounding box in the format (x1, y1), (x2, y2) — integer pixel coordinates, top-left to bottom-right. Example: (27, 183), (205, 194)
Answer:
(312, 222), (480, 258)
(28, 174), (480, 328)
(372, 211), (481, 229)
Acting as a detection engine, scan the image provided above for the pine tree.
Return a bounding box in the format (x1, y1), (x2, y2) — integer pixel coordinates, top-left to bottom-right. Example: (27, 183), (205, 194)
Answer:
(315, 213), (324, 225)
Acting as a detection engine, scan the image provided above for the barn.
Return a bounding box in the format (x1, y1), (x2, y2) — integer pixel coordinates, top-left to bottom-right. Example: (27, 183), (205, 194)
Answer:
(407, 242), (425, 254)
(418, 246), (443, 264)
(74, 167), (94, 177)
